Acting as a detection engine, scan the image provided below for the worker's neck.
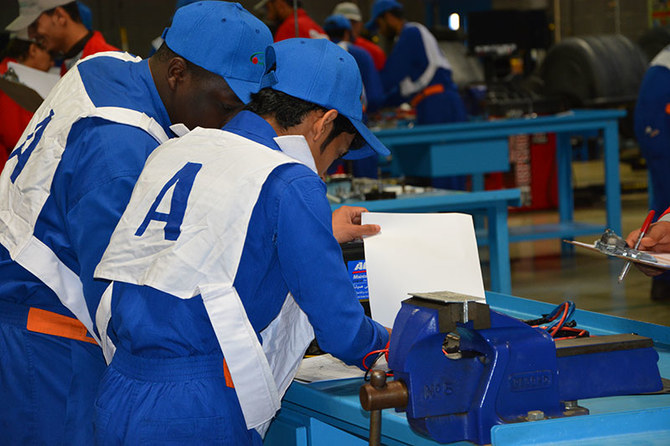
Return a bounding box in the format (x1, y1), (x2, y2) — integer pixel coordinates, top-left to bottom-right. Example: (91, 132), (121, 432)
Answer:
(264, 116), (288, 137)
(390, 17), (405, 35)
(147, 57), (174, 124)
(62, 22), (90, 54)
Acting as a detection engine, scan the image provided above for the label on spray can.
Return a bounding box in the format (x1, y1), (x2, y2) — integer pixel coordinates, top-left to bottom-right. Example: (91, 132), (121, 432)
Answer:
(347, 260), (369, 301)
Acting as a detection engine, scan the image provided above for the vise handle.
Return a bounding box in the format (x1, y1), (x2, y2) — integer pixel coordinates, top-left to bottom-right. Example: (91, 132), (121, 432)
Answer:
(360, 370), (408, 446)
(360, 369), (408, 411)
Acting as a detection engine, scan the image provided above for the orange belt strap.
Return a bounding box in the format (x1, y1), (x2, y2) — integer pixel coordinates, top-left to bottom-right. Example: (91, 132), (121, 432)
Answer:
(410, 84), (445, 108)
(26, 307), (97, 345)
(223, 359), (235, 388)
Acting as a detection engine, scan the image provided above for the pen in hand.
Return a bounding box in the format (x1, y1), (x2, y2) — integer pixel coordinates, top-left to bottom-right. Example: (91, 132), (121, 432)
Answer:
(618, 209), (655, 283)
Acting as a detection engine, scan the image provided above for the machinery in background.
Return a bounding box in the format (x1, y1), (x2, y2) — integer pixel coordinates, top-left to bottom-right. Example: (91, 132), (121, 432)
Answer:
(540, 34), (647, 111)
(452, 10), (650, 210)
(463, 9), (554, 118)
(360, 292), (663, 445)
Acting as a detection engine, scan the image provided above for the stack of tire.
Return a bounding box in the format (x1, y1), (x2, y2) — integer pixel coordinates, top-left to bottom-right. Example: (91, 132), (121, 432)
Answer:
(540, 34), (647, 108)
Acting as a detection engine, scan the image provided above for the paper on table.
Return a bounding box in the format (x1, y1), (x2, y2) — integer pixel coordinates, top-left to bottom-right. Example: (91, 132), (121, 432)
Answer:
(294, 354), (362, 383)
(294, 354), (389, 383)
(362, 212), (486, 328)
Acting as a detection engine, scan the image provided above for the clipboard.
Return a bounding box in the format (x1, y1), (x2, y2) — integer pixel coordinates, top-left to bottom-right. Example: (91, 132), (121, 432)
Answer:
(0, 76), (44, 113)
(564, 230), (670, 270)
(0, 63), (60, 113)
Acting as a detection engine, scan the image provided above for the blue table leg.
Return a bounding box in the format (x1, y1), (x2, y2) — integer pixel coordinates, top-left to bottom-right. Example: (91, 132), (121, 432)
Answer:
(488, 202), (512, 294)
(471, 173), (485, 192)
(603, 122), (622, 235)
(556, 132), (575, 256)
(471, 174), (486, 231)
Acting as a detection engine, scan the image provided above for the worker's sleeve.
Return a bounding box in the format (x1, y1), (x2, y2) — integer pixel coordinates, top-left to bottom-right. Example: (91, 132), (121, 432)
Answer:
(274, 20), (294, 42)
(62, 120), (159, 326)
(276, 174), (389, 367)
(0, 91), (33, 164)
(380, 26), (424, 104)
(634, 65), (670, 161)
(358, 50), (385, 113)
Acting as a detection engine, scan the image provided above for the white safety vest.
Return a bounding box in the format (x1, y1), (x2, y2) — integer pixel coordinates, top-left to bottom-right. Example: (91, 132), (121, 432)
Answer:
(0, 52), (170, 345)
(399, 22), (452, 98)
(94, 128), (315, 436)
(651, 45), (670, 70)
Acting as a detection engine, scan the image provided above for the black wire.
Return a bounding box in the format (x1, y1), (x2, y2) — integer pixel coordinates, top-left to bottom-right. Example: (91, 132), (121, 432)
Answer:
(363, 351), (386, 381)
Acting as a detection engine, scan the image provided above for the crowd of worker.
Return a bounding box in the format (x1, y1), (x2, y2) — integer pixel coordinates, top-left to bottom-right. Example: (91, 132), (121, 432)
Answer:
(0, 0), (467, 177)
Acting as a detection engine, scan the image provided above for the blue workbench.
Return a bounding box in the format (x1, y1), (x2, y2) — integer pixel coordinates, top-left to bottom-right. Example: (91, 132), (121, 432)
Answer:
(373, 110), (627, 241)
(332, 189), (521, 295)
(264, 292), (670, 446)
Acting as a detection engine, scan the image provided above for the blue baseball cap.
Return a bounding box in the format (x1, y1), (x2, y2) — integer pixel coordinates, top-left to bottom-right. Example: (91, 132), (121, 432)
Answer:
(162, 1), (272, 104)
(77, 2), (92, 30)
(261, 39), (389, 160)
(323, 14), (352, 32)
(176, 0), (200, 9)
(366, 0), (403, 31)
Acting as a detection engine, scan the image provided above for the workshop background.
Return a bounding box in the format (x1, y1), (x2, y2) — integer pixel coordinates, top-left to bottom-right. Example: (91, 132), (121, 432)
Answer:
(2, 0), (669, 326)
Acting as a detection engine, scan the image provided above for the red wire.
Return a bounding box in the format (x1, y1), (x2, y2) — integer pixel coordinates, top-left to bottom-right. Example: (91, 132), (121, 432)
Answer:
(362, 348), (389, 370)
(553, 327), (587, 340)
(549, 303), (570, 337)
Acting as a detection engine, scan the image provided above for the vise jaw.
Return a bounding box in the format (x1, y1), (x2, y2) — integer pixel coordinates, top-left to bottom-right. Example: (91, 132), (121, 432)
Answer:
(384, 291), (662, 445)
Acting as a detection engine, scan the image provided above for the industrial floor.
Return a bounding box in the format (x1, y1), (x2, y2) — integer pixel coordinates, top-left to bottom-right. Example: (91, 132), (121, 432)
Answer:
(491, 191), (670, 327)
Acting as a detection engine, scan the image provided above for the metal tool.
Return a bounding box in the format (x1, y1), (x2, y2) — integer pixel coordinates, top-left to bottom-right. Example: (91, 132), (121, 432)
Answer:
(618, 210), (655, 283)
(359, 369), (408, 446)
(360, 291), (663, 445)
(594, 229), (658, 264)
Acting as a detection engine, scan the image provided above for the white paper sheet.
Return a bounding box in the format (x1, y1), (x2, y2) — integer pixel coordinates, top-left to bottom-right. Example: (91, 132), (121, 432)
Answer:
(362, 212), (486, 327)
(7, 62), (60, 99)
(294, 354), (365, 383)
(294, 354), (389, 383)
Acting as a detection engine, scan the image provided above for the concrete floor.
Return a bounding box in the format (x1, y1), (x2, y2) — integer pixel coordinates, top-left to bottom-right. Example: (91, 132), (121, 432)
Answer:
(489, 192), (670, 327)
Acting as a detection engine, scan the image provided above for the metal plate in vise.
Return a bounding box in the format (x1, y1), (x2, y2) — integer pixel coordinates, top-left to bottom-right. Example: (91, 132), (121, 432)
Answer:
(406, 291), (490, 332)
(410, 290), (486, 304)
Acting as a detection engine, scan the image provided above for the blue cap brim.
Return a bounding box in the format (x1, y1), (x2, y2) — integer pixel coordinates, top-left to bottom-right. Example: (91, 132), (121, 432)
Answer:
(365, 18), (378, 31)
(343, 117), (390, 160)
(225, 77), (262, 104)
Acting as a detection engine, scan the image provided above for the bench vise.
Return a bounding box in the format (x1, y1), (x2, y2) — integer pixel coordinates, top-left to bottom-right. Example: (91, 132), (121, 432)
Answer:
(361, 292), (663, 445)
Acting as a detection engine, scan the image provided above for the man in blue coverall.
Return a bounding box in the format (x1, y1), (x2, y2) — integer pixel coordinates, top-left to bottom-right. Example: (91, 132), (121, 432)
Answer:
(367, 0), (466, 126)
(634, 44), (670, 299)
(0, 2), (273, 444)
(367, 0), (467, 188)
(92, 38), (391, 445)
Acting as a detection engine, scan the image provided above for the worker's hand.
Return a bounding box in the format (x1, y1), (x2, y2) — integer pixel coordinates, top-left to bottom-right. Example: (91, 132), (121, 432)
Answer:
(626, 221), (670, 277)
(626, 221), (670, 252)
(332, 206), (380, 243)
(633, 262), (666, 277)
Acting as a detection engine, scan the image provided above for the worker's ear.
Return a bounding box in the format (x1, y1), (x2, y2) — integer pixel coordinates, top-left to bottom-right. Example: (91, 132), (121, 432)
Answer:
(52, 7), (69, 26)
(165, 57), (188, 91)
(28, 43), (40, 59)
(312, 109), (338, 141)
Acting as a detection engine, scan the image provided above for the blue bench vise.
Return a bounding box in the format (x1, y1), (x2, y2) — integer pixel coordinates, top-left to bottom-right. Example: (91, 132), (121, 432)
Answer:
(360, 291), (663, 445)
